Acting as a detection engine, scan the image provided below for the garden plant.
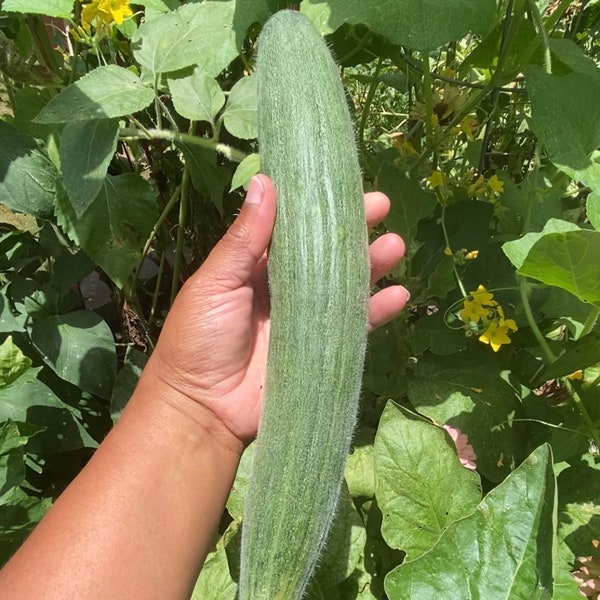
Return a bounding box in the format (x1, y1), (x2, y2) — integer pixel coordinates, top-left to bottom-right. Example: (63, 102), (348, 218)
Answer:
(0, 0), (600, 598)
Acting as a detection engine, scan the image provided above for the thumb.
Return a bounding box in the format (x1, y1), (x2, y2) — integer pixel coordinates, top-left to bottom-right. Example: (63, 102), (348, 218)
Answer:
(201, 174), (277, 290)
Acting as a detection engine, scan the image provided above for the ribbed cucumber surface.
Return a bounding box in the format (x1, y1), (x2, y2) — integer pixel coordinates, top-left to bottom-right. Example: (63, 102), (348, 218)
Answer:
(239, 10), (370, 600)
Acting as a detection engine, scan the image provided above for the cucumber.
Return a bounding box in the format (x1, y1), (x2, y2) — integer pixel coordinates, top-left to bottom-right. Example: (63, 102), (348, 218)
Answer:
(238, 10), (370, 600)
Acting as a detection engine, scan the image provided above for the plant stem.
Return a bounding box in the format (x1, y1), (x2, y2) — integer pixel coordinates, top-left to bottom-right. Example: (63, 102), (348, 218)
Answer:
(358, 57), (383, 144)
(546, 0), (574, 32)
(528, 0), (552, 75)
(149, 248), (167, 332)
(170, 166), (191, 305)
(337, 29), (373, 65)
(156, 95), (179, 130)
(566, 380), (600, 452)
(154, 75), (163, 130)
(580, 306), (600, 339)
(119, 128), (247, 162)
(518, 275), (556, 363)
(1, 73), (16, 114)
(421, 53), (435, 151)
(129, 184), (182, 300)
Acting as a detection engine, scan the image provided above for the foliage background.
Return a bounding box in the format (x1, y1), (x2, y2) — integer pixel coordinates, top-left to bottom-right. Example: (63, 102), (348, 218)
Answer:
(1, 0), (600, 597)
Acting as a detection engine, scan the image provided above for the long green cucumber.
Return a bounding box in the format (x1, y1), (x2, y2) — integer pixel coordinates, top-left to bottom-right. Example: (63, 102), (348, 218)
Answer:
(239, 10), (370, 600)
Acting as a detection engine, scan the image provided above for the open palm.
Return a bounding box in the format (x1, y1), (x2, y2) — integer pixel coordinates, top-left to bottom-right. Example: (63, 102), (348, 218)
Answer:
(147, 175), (408, 445)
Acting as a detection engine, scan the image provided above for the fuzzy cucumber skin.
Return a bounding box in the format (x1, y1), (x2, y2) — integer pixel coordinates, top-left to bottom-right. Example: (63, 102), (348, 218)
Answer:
(238, 10), (370, 600)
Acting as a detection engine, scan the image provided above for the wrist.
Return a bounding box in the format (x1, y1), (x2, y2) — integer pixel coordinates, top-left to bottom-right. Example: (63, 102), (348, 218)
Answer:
(131, 360), (247, 459)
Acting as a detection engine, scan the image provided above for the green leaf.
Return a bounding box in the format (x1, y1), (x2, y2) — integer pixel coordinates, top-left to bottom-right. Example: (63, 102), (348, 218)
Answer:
(132, 1), (247, 76)
(527, 66), (600, 189)
(0, 121), (57, 218)
(345, 428), (376, 499)
(0, 336), (32, 388)
(0, 488), (52, 564)
(0, 420), (44, 455)
(180, 145), (229, 213)
(556, 464), (600, 600)
(230, 153), (260, 191)
(58, 174), (157, 289)
(191, 522), (238, 599)
(374, 403), (481, 560)
(539, 333), (600, 381)
(34, 65), (154, 123)
(518, 230), (600, 305)
(59, 119), (119, 218)
(0, 293), (26, 333)
(412, 201), (493, 280)
(2, 0), (73, 18)
(301, 0), (497, 52)
(407, 352), (527, 482)
(133, 0), (178, 11)
(0, 367), (97, 452)
(30, 310), (117, 400)
(227, 442), (254, 522)
(377, 164), (436, 246)
(0, 420), (44, 498)
(168, 68), (225, 123)
(588, 192), (600, 231)
(384, 445), (555, 600)
(222, 74), (257, 140)
(363, 323), (409, 397)
(500, 169), (564, 233)
(407, 312), (467, 356)
(422, 255), (456, 300)
(50, 249), (95, 298)
(502, 218), (581, 270)
(550, 38), (600, 81)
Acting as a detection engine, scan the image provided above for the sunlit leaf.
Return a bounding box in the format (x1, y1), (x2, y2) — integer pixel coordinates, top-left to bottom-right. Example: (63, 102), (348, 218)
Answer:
(408, 352), (527, 482)
(57, 174), (157, 290)
(34, 66), (154, 123)
(385, 445), (555, 599)
(519, 230), (600, 305)
(2, 0), (73, 18)
(374, 403), (481, 560)
(60, 119), (119, 217)
(222, 74), (257, 140)
(502, 218), (580, 270)
(0, 121), (57, 219)
(30, 311), (117, 400)
(168, 68), (225, 123)
(301, 0), (497, 51)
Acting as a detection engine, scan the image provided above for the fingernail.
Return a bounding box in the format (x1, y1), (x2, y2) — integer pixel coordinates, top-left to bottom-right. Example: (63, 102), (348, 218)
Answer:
(403, 287), (411, 303)
(245, 175), (265, 205)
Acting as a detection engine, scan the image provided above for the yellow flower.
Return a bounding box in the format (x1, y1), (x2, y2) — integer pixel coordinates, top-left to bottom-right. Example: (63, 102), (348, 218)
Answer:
(391, 135), (418, 156)
(470, 285), (497, 307)
(496, 305), (518, 332)
(479, 322), (512, 352)
(81, 0), (132, 28)
(444, 246), (453, 256)
(465, 249), (479, 260)
(568, 370), (584, 380)
(454, 115), (477, 140)
(467, 175), (486, 197)
(487, 174), (504, 194)
(459, 299), (490, 323)
(427, 170), (444, 189)
(101, 0), (133, 25)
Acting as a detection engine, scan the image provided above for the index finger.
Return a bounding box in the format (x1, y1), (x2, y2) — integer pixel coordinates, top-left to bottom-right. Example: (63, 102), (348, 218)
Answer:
(364, 192), (391, 228)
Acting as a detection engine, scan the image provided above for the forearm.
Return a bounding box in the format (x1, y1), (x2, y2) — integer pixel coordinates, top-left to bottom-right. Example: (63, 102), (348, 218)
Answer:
(0, 369), (243, 600)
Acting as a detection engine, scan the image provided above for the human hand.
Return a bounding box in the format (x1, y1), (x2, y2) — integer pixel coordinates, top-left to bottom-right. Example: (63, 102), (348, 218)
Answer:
(144, 175), (409, 450)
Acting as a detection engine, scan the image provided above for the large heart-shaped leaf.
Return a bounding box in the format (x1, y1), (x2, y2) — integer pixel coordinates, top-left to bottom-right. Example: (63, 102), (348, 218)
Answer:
(385, 445), (555, 599)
